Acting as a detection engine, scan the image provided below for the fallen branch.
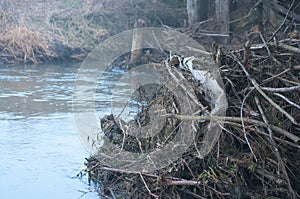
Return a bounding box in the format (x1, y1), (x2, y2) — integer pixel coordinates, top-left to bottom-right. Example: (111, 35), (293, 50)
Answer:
(274, 93), (300, 110)
(262, 68), (291, 84)
(269, 42), (300, 54)
(261, 0), (300, 22)
(165, 178), (230, 196)
(231, 54), (297, 125)
(224, 121), (300, 149)
(139, 172), (159, 199)
(249, 85), (300, 92)
(165, 114), (300, 143)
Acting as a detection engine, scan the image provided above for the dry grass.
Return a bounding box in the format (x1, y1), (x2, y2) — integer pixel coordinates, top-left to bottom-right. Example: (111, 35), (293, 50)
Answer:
(0, 24), (53, 64)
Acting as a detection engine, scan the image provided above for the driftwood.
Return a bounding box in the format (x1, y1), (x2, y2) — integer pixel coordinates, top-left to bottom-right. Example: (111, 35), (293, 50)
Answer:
(95, 52), (229, 172)
(83, 32), (300, 198)
(80, 2), (300, 198)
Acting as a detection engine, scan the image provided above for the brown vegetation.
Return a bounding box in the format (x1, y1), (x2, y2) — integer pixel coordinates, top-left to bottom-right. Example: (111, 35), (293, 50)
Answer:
(0, 24), (53, 64)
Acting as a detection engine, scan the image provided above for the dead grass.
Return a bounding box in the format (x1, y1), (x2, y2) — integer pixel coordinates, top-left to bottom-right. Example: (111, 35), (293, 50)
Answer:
(0, 24), (53, 64)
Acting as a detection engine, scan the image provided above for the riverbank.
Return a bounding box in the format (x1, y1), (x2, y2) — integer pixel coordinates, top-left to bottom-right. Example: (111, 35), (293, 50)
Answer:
(0, 0), (186, 64)
(0, 24), (89, 64)
(0, 1), (106, 64)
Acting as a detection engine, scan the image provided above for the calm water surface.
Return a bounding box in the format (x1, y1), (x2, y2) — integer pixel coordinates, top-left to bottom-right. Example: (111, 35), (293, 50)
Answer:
(0, 64), (100, 199)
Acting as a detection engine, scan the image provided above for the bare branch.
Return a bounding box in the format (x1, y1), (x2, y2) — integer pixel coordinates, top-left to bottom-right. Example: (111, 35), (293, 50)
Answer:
(165, 114), (300, 143)
(249, 85), (300, 92)
(269, 42), (300, 54)
(274, 93), (300, 110)
(230, 54), (297, 125)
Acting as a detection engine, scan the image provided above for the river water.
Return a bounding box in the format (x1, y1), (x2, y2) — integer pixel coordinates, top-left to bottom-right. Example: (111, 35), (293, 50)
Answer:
(0, 63), (99, 199)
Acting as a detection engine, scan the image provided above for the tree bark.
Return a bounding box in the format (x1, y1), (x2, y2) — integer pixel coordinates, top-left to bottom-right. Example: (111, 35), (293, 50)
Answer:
(215, 0), (230, 43)
(265, 0), (278, 27)
(187, 0), (208, 26)
(130, 19), (146, 65)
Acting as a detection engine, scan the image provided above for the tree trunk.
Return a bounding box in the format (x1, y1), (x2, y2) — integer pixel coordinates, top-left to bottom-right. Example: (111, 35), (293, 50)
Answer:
(264, 0), (278, 27)
(215, 0), (230, 43)
(130, 19), (146, 65)
(187, 0), (208, 26)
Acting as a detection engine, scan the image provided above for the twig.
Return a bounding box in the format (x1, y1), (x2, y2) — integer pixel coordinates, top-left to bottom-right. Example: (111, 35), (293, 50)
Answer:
(267, 0), (296, 42)
(275, 76), (300, 86)
(262, 68), (291, 83)
(269, 42), (300, 54)
(241, 90), (258, 162)
(165, 178), (230, 196)
(185, 46), (212, 56)
(293, 65), (300, 70)
(274, 93), (300, 110)
(243, 41), (251, 67)
(229, 0), (263, 24)
(251, 32), (271, 54)
(195, 33), (229, 37)
(249, 85), (300, 92)
(249, 31), (280, 64)
(108, 187), (117, 199)
(164, 114), (300, 143)
(254, 97), (272, 136)
(231, 54), (297, 124)
(139, 172), (159, 199)
(224, 121), (300, 149)
(254, 96), (296, 197)
(253, 168), (284, 184)
(254, 96), (278, 165)
(166, 179), (200, 186)
(219, 122), (246, 143)
(180, 158), (195, 179)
